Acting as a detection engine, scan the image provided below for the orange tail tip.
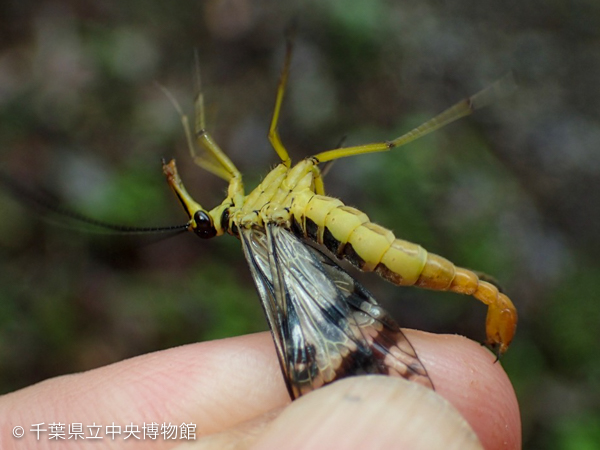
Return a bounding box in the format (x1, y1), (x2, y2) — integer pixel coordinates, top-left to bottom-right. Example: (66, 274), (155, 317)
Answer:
(485, 292), (518, 356)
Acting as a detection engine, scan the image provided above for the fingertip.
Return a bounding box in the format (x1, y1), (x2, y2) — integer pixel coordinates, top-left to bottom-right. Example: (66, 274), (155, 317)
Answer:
(405, 331), (521, 450)
(252, 376), (483, 450)
(0, 333), (289, 439)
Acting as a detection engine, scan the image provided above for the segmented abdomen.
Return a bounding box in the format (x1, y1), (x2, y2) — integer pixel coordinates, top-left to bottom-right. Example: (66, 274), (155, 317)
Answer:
(291, 192), (502, 300)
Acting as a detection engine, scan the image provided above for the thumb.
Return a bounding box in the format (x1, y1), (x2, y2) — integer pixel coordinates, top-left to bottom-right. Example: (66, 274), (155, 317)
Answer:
(252, 376), (483, 450)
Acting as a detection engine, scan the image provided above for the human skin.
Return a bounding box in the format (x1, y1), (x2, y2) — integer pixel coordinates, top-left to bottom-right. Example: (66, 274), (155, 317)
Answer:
(0, 330), (521, 449)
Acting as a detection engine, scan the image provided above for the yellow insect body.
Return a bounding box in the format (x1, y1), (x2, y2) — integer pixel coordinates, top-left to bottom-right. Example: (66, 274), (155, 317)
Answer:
(163, 39), (518, 358)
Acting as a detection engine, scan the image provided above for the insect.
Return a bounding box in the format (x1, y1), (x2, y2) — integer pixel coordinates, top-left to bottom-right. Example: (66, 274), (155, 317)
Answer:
(161, 38), (518, 399)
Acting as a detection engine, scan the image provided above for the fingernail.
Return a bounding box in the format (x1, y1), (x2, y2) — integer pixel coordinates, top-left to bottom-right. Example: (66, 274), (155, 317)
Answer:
(253, 376), (483, 450)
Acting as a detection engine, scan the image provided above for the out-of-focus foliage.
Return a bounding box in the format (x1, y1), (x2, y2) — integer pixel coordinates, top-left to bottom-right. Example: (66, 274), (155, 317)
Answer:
(1, 0), (599, 448)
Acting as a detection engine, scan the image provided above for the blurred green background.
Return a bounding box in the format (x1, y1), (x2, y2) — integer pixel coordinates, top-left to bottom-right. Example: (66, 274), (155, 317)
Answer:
(1, 0), (599, 448)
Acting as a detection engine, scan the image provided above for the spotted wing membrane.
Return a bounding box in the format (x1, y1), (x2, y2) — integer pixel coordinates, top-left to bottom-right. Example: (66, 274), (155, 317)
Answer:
(240, 224), (433, 399)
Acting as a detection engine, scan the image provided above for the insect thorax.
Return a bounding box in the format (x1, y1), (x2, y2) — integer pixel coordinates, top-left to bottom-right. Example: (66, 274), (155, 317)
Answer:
(227, 159), (319, 233)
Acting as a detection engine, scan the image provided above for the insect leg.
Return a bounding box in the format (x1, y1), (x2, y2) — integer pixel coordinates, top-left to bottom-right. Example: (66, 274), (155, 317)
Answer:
(268, 34), (294, 168)
(312, 165), (325, 195)
(311, 136), (347, 195)
(157, 85), (231, 182)
(312, 73), (517, 164)
(191, 55), (244, 186)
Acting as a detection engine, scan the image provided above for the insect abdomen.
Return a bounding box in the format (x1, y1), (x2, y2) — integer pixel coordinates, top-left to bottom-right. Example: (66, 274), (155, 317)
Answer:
(295, 194), (428, 285)
(294, 193), (517, 353)
(297, 195), (490, 291)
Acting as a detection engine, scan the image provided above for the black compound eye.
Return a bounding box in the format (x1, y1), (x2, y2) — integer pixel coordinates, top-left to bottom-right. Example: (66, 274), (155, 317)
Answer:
(193, 210), (217, 239)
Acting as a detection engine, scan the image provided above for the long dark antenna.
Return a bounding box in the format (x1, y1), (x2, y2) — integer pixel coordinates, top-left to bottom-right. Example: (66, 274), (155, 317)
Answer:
(0, 171), (190, 235)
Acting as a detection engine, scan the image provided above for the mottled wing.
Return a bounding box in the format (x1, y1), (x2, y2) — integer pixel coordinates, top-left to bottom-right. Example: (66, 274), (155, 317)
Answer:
(239, 224), (286, 371)
(312, 244), (434, 390)
(241, 225), (364, 398)
(240, 224), (433, 399)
